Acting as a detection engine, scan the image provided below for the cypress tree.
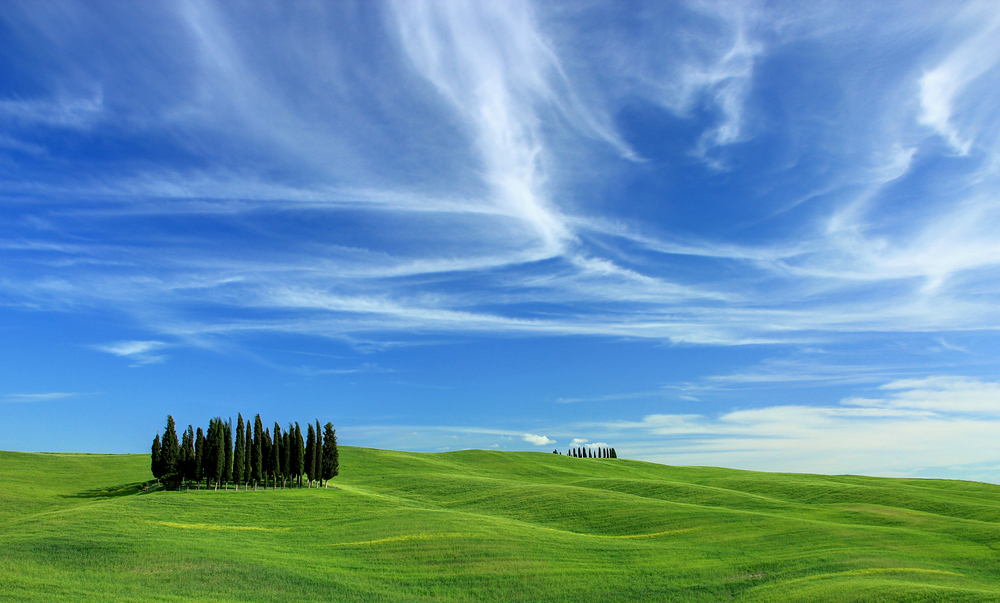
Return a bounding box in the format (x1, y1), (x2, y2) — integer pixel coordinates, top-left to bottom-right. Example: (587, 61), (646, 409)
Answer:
(295, 423), (305, 487)
(151, 433), (162, 482)
(233, 414), (245, 488)
(262, 427), (272, 489)
(195, 427), (205, 485)
(611, 448), (617, 459)
(161, 415), (180, 486)
(204, 419), (217, 488)
(252, 414), (263, 489)
(223, 420), (233, 489)
(244, 419), (252, 489)
(305, 423), (315, 487)
(272, 423), (282, 488)
(282, 426), (291, 488)
(184, 426), (196, 486)
(322, 422), (339, 488)
(212, 419), (225, 490)
(314, 420), (322, 485)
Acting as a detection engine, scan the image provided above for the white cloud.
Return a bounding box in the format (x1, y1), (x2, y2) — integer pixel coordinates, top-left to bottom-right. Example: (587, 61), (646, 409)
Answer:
(918, 7), (1000, 154)
(92, 341), (166, 366)
(522, 433), (555, 446)
(594, 376), (1000, 480)
(1, 392), (77, 404)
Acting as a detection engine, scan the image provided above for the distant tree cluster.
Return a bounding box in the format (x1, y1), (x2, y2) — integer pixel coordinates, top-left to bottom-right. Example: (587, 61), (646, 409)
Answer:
(557, 447), (617, 458)
(150, 413), (339, 490)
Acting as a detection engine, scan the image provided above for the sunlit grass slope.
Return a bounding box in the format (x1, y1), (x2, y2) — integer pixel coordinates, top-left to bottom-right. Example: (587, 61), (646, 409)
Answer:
(2, 447), (999, 602)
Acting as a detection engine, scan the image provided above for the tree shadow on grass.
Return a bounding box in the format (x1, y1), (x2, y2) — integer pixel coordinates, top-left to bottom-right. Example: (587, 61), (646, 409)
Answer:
(63, 481), (161, 499)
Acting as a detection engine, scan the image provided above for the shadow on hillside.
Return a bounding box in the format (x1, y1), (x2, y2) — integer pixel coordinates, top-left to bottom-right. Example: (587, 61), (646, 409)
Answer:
(63, 481), (159, 499)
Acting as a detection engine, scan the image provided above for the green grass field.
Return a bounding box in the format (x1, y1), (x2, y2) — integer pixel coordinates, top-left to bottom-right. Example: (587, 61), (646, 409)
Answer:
(2, 447), (999, 602)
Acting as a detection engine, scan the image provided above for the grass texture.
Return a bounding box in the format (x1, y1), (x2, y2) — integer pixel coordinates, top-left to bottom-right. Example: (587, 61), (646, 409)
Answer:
(1, 447), (999, 601)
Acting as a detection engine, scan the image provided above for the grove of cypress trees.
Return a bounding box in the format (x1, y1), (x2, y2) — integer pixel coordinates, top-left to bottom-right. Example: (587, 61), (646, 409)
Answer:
(151, 433), (162, 482)
(161, 415), (180, 486)
(252, 414), (263, 489)
(305, 423), (315, 487)
(223, 419), (233, 489)
(244, 418), (252, 490)
(233, 414), (245, 488)
(322, 422), (339, 488)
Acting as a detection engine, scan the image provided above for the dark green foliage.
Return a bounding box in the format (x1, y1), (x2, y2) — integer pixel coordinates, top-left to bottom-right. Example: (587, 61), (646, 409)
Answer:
(272, 423), (282, 487)
(322, 422), (339, 485)
(252, 415), (263, 486)
(211, 419), (225, 488)
(611, 448), (617, 459)
(282, 427), (291, 485)
(305, 423), (316, 486)
(150, 434), (162, 480)
(314, 420), (322, 484)
(262, 428), (272, 488)
(233, 414), (245, 486)
(243, 419), (252, 484)
(183, 426), (196, 483)
(223, 420), (233, 485)
(160, 415), (180, 479)
(294, 423), (304, 486)
(194, 428), (205, 481)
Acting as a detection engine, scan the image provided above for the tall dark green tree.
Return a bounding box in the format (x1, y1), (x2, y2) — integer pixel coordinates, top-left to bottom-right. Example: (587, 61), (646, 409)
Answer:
(610, 448), (617, 459)
(282, 427), (292, 488)
(322, 422), (339, 488)
(314, 420), (323, 484)
(151, 433), (162, 482)
(183, 426), (196, 486)
(223, 419), (233, 489)
(161, 415), (180, 485)
(212, 419), (225, 490)
(252, 414), (263, 489)
(244, 418), (252, 489)
(260, 428), (274, 490)
(272, 423), (282, 488)
(233, 414), (245, 488)
(294, 423), (304, 487)
(195, 427), (205, 485)
(304, 423), (316, 487)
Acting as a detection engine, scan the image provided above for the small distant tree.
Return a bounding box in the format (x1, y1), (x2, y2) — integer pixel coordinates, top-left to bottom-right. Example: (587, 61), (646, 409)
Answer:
(161, 415), (180, 486)
(252, 415), (263, 490)
(322, 422), (339, 488)
(233, 414), (245, 488)
(611, 448), (617, 459)
(223, 420), (233, 489)
(151, 433), (162, 482)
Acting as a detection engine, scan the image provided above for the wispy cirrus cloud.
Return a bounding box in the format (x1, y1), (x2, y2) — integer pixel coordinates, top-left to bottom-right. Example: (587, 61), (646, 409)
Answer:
(92, 341), (167, 366)
(2, 392), (77, 404)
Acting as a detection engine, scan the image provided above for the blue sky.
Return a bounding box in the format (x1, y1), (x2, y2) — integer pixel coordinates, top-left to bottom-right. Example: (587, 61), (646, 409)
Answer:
(3, 0), (1000, 481)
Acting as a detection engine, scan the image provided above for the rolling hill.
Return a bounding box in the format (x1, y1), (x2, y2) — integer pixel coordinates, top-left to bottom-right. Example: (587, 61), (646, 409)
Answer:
(2, 447), (999, 602)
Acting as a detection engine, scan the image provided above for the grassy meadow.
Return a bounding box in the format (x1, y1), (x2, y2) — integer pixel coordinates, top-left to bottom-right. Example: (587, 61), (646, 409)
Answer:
(1, 447), (999, 602)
